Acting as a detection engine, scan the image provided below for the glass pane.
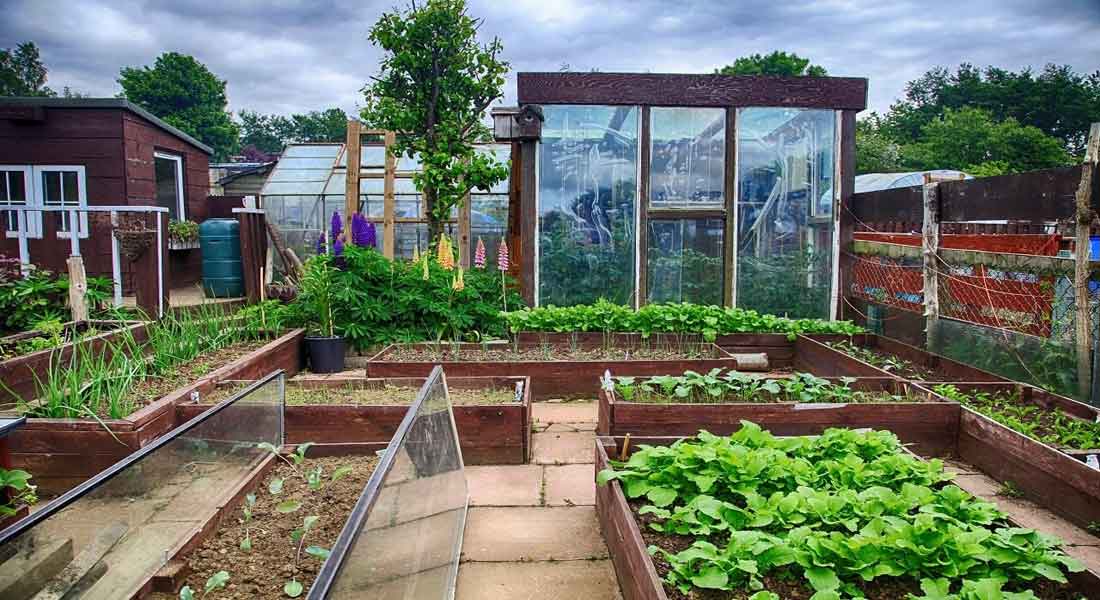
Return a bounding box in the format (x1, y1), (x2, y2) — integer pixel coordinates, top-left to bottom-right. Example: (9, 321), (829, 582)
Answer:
(650, 107), (725, 209)
(471, 193), (508, 269)
(62, 171), (79, 206)
(647, 218), (724, 305)
(736, 108), (835, 318)
(0, 373), (284, 599)
(320, 368), (466, 599)
(42, 170), (61, 205)
(394, 222), (454, 259)
(538, 105), (638, 307)
(155, 156), (181, 220)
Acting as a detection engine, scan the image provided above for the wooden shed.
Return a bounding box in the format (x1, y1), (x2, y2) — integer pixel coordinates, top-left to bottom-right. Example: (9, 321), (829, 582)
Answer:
(497, 72), (868, 319)
(0, 97), (213, 291)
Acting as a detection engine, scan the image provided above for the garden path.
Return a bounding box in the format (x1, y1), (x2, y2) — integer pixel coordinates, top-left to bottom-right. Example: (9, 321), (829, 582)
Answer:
(456, 400), (622, 599)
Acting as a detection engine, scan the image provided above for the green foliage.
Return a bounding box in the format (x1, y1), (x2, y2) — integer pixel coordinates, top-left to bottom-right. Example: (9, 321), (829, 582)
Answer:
(179, 571), (229, 600)
(0, 466), (36, 516)
(539, 215), (635, 307)
(596, 423), (1084, 598)
(297, 256), (338, 337)
(737, 250), (831, 319)
(716, 51), (828, 77)
(612, 369), (889, 405)
(0, 41), (54, 97)
(361, 0), (510, 239)
(938, 323), (1077, 399)
(168, 220), (200, 244)
(884, 63), (1100, 158)
(934, 385), (1100, 451)
(647, 248), (723, 306)
(901, 107), (1072, 175)
(238, 108), (348, 156)
(856, 114), (904, 174)
(503, 300), (862, 342)
(292, 246), (522, 351)
(118, 52), (240, 160)
(0, 268), (113, 334)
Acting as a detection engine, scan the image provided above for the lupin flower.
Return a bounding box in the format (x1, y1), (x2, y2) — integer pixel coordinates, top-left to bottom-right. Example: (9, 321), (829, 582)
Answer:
(497, 240), (510, 272)
(330, 211), (343, 242)
(333, 238), (344, 256)
(474, 237), (486, 269)
(421, 252), (430, 280)
(452, 266), (465, 292)
(412, 244), (420, 262)
(438, 234), (455, 271)
(350, 213), (376, 248)
(315, 231), (325, 255)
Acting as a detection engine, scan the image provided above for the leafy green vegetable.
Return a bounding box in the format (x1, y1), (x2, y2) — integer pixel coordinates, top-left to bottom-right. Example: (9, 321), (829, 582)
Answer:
(935, 385), (1100, 451)
(612, 368), (902, 404)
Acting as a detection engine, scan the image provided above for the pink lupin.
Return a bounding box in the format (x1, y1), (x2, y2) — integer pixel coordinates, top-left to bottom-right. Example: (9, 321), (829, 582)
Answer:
(474, 237), (487, 269)
(497, 240), (509, 272)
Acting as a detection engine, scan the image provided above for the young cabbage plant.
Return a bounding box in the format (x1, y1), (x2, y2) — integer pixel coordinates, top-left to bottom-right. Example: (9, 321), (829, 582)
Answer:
(179, 570), (229, 600)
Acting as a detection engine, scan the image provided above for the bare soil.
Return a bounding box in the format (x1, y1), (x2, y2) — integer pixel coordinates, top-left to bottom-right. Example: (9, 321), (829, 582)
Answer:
(207, 382), (517, 406)
(166, 455), (378, 600)
(381, 344), (725, 362)
(631, 499), (1079, 600)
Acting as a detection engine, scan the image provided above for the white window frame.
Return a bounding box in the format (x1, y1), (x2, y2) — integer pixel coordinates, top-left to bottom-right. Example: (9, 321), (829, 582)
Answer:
(154, 152), (186, 220)
(34, 165), (89, 239)
(0, 166), (36, 238)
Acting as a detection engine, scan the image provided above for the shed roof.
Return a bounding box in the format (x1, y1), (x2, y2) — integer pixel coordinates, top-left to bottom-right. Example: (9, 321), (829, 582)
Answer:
(0, 97), (214, 155)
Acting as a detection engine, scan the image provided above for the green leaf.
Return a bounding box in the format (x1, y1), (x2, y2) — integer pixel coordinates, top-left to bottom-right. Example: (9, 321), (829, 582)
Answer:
(205, 571), (230, 593)
(691, 565), (728, 589)
(303, 515), (320, 531)
(305, 545), (331, 559)
(240, 536), (252, 552)
(1030, 562), (1067, 583)
(804, 567), (840, 592)
(269, 477), (284, 494)
(284, 579), (304, 597)
(330, 465), (353, 483)
(646, 487), (677, 507)
(276, 500), (301, 513)
(258, 442), (280, 455)
(748, 593), (779, 600)
(179, 586), (194, 600)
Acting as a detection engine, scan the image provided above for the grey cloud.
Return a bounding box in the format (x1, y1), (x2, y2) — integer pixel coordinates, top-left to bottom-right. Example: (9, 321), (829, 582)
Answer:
(1, 0), (1098, 118)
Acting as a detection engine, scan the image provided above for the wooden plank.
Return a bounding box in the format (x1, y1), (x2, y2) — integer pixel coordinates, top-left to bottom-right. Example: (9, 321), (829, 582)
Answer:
(837, 110), (857, 319)
(517, 72), (868, 110)
(345, 119), (361, 221)
(638, 106), (650, 307)
(1073, 123), (1098, 398)
(383, 130), (396, 258)
(922, 180), (941, 352)
(723, 107), (736, 307)
(519, 139), (538, 305)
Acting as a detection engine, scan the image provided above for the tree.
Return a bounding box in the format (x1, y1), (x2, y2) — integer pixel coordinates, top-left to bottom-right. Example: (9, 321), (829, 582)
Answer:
(884, 63), (1100, 156)
(900, 107), (1073, 175)
(238, 108), (348, 158)
(0, 42), (55, 97)
(716, 51), (828, 77)
(118, 52), (239, 160)
(855, 114), (903, 174)
(361, 0), (510, 241)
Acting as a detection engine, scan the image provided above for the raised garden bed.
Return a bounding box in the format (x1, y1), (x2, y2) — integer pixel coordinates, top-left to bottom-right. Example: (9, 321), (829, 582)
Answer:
(151, 445), (380, 600)
(366, 341), (753, 400)
(594, 427), (1100, 600)
(183, 374), (532, 465)
(821, 334), (1007, 382)
(0, 320), (149, 408)
(597, 371), (948, 455)
(3, 329), (304, 494)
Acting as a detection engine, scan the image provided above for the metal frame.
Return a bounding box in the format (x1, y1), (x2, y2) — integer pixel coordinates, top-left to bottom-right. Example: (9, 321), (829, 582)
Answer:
(308, 365), (467, 600)
(153, 151), (186, 220)
(0, 369), (286, 546)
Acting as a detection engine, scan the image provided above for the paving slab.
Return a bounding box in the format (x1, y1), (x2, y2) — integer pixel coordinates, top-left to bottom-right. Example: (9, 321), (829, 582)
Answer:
(466, 465), (543, 506)
(456, 560), (622, 600)
(532, 431), (596, 464)
(532, 401), (598, 425)
(544, 464), (596, 506)
(461, 506), (608, 562)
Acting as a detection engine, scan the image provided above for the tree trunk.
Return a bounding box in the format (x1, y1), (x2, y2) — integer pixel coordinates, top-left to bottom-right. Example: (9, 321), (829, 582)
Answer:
(425, 186), (443, 244)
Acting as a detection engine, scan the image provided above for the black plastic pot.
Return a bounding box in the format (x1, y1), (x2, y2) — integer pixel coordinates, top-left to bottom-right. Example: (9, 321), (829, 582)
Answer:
(305, 335), (346, 373)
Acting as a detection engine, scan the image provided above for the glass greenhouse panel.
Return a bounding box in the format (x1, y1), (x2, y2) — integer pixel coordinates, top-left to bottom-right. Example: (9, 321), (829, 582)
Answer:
(736, 108), (836, 318)
(538, 105), (638, 307)
(648, 218), (724, 305)
(650, 107), (726, 209)
(471, 193), (508, 269)
(0, 372), (284, 599)
(311, 366), (466, 600)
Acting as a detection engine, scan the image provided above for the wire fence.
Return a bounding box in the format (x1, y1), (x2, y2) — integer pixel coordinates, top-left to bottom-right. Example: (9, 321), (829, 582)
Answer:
(847, 229), (1094, 400)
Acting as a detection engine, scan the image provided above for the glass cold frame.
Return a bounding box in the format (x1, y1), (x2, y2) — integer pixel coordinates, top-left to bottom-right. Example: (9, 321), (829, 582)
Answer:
(649, 107), (725, 209)
(647, 218), (724, 305)
(312, 367), (466, 599)
(537, 105), (639, 307)
(0, 372), (285, 599)
(735, 108), (836, 318)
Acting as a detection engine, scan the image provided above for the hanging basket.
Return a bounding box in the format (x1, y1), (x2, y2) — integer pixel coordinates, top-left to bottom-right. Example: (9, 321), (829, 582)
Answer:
(114, 229), (155, 262)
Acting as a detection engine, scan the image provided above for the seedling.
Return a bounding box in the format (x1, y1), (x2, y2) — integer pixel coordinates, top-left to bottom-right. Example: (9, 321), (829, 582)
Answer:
(0, 467), (37, 517)
(239, 493), (256, 552)
(179, 571), (229, 600)
(259, 441), (314, 485)
(997, 480), (1025, 498)
(284, 515), (327, 597)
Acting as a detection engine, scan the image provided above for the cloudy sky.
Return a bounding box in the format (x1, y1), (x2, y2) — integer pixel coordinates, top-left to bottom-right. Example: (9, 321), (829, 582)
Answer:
(4, 0), (1100, 118)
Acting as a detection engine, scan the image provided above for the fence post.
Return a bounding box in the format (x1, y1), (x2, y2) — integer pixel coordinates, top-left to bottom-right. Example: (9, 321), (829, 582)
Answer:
(922, 177), (941, 353)
(1074, 123), (1099, 400)
(344, 119), (361, 224)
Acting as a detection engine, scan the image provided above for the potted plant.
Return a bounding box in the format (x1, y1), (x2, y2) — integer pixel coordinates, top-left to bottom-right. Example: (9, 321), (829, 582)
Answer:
(299, 255), (345, 373)
(168, 219), (200, 249)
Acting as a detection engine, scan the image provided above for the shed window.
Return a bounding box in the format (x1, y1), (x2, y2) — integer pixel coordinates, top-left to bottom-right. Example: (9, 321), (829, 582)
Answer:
(1, 165), (88, 239)
(155, 152), (185, 221)
(0, 167), (32, 237)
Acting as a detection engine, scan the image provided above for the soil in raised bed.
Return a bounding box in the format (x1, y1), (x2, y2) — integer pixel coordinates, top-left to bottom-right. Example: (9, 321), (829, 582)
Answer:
(826, 340), (936, 380)
(629, 500), (1078, 600)
(935, 385), (1100, 451)
(167, 455), (379, 600)
(381, 344), (726, 362)
(207, 382), (517, 406)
